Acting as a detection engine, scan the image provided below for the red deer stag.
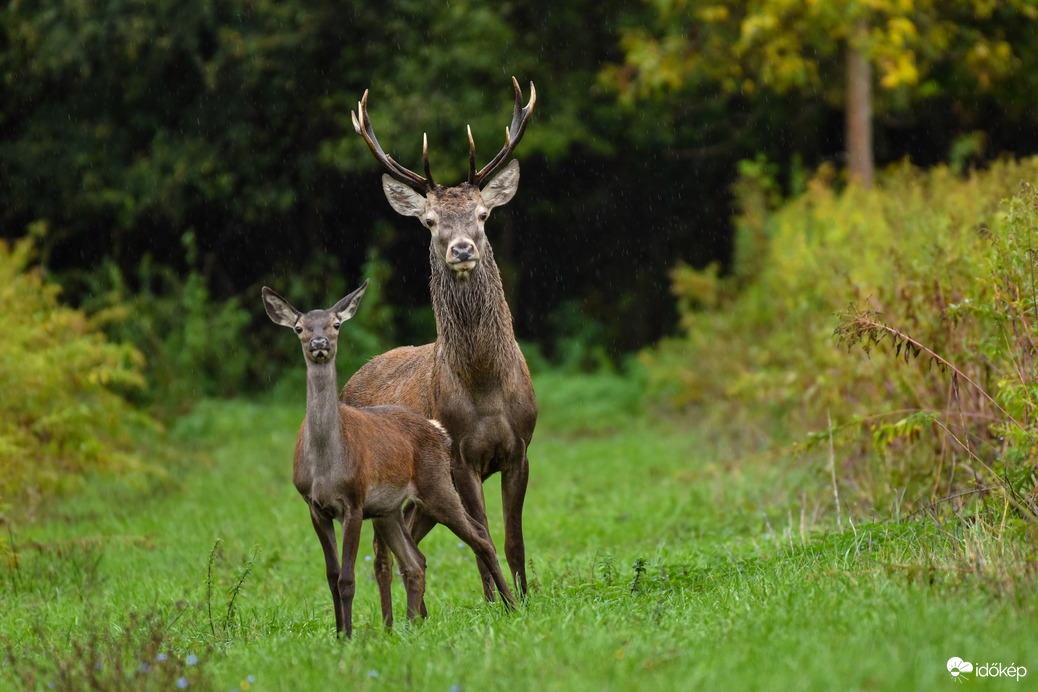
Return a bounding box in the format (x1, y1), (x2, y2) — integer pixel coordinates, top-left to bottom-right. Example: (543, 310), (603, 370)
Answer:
(263, 281), (516, 638)
(340, 78), (537, 620)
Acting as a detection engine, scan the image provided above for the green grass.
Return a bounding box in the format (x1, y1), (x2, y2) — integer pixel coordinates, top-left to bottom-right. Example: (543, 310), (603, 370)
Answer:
(2, 372), (1037, 691)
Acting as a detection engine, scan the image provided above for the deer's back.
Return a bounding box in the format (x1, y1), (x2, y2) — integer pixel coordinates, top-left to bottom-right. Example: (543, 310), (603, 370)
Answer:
(340, 345), (435, 416)
(340, 403), (452, 518)
(342, 336), (537, 480)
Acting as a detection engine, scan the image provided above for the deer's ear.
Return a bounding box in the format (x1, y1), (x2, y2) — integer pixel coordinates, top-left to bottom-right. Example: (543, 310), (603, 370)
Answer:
(382, 175), (427, 218)
(480, 159), (520, 210)
(332, 279), (369, 323)
(262, 287), (301, 328)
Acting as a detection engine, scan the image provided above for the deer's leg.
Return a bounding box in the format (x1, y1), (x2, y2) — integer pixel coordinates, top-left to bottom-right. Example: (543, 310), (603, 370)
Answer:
(337, 508), (363, 639)
(418, 484), (517, 610)
(501, 446), (530, 598)
(405, 505), (437, 618)
(405, 502), (434, 541)
(309, 507), (344, 636)
(451, 463), (498, 602)
(372, 513), (427, 624)
(371, 524), (395, 629)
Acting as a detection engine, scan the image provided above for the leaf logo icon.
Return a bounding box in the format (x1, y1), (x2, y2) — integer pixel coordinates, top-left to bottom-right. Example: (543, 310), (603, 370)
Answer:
(947, 657), (974, 678)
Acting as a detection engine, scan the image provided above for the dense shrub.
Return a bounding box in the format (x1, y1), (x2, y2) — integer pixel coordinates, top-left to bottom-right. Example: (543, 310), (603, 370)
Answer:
(647, 157), (1038, 516)
(73, 233), (397, 412)
(74, 234), (251, 411)
(0, 232), (157, 517)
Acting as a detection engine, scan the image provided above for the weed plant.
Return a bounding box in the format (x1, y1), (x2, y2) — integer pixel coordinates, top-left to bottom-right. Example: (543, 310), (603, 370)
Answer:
(649, 157), (1038, 519)
(4, 610), (209, 692)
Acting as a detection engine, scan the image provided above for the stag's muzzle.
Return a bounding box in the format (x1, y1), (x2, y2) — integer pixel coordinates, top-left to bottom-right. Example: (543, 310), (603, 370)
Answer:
(447, 240), (479, 272)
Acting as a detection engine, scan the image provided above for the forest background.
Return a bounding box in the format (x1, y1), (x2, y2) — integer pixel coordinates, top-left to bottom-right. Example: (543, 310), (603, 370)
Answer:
(6, 0), (1037, 388)
(3, 2), (1038, 688)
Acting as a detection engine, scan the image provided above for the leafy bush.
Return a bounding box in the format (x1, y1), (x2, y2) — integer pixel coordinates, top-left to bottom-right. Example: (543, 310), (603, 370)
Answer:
(75, 233), (398, 412)
(646, 157), (1038, 516)
(0, 232), (157, 517)
(73, 232), (252, 412)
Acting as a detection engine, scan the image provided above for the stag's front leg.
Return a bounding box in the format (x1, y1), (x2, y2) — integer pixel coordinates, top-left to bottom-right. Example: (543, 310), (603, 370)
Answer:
(501, 447), (530, 598)
(309, 507), (344, 635)
(338, 508), (363, 638)
(451, 460), (497, 602)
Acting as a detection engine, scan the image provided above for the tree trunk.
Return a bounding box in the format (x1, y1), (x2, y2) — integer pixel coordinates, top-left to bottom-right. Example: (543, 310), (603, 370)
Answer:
(845, 21), (873, 188)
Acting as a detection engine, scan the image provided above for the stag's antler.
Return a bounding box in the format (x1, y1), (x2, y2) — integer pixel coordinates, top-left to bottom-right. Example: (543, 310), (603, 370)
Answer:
(469, 77), (536, 186)
(352, 78), (536, 190)
(352, 90), (434, 190)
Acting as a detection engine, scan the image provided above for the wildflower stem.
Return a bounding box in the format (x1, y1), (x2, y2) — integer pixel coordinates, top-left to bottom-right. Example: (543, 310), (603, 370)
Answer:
(827, 408), (843, 532)
(206, 539), (220, 639)
(839, 311), (1035, 444)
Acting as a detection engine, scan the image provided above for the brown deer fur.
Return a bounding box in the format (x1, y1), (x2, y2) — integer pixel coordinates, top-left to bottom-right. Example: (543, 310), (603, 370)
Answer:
(341, 172), (537, 623)
(263, 282), (515, 638)
(342, 80), (538, 624)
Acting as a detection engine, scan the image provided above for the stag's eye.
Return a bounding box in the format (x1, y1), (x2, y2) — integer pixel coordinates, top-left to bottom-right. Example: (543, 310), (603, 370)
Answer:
(478, 211), (488, 221)
(425, 217), (436, 228)
(294, 326), (303, 334)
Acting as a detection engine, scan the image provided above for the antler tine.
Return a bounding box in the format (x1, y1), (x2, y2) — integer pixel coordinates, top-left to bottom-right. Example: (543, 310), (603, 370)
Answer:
(472, 77), (537, 186)
(351, 89), (429, 191)
(422, 133), (435, 189)
(467, 125), (477, 184)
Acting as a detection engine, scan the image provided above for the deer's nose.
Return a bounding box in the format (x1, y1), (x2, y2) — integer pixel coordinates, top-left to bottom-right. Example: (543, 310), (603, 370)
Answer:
(310, 336), (330, 351)
(450, 242), (475, 262)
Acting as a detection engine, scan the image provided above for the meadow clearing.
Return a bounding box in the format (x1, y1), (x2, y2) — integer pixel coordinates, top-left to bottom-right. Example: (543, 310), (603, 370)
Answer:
(3, 371), (1035, 691)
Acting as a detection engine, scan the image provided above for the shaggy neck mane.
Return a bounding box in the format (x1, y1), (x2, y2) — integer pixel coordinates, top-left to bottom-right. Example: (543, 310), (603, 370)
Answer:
(430, 242), (518, 381)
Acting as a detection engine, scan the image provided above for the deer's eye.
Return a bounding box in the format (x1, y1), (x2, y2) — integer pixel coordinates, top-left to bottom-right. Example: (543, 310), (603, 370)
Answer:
(333, 323), (340, 330)
(425, 217), (436, 227)
(478, 211), (488, 221)
(295, 326), (303, 334)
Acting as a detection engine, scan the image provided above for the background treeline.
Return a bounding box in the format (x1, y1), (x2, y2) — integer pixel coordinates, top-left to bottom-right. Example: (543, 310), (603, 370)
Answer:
(3, 0), (708, 374)
(2, 0), (1038, 519)
(5, 1), (1038, 373)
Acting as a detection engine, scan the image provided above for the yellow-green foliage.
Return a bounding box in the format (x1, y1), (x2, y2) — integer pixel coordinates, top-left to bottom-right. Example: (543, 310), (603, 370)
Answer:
(0, 236), (157, 517)
(648, 157), (1038, 511)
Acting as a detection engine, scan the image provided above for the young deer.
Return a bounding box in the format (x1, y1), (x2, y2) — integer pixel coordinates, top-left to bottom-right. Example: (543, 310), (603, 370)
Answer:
(262, 281), (516, 638)
(341, 79), (537, 619)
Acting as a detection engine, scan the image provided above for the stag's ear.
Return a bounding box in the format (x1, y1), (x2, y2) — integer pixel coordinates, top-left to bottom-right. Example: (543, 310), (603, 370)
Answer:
(332, 279), (369, 323)
(480, 159), (520, 210)
(382, 175), (427, 218)
(262, 287), (301, 328)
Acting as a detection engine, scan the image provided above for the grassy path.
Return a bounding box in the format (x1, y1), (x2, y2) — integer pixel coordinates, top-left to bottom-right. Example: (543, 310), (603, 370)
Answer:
(2, 373), (1036, 690)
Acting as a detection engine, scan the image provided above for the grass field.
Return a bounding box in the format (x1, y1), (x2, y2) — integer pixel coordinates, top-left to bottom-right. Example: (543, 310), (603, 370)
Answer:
(2, 372), (1036, 691)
